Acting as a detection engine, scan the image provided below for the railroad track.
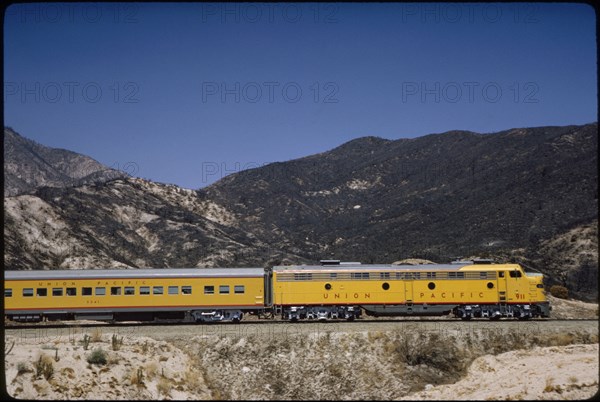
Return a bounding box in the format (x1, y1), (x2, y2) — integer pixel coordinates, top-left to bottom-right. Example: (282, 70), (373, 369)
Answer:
(4, 318), (596, 330)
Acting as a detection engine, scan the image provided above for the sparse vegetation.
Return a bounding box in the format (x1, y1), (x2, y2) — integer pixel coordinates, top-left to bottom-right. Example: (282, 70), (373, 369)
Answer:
(157, 377), (172, 397)
(81, 334), (91, 350)
(87, 348), (108, 365)
(111, 334), (123, 351)
(129, 367), (145, 387)
(91, 328), (103, 342)
(550, 285), (569, 299)
(5, 339), (15, 356)
(16, 362), (29, 375)
(35, 354), (54, 380)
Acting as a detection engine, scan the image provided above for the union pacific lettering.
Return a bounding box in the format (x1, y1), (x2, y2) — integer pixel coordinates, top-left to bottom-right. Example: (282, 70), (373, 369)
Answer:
(419, 292), (485, 299)
(39, 281), (76, 286)
(323, 293), (371, 299)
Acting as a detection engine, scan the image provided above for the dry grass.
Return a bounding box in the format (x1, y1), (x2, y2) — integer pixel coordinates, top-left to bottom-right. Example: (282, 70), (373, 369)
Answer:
(156, 377), (172, 397)
(144, 361), (159, 380)
(128, 367), (146, 388)
(90, 328), (103, 343)
(182, 325), (599, 401)
(34, 353), (54, 380)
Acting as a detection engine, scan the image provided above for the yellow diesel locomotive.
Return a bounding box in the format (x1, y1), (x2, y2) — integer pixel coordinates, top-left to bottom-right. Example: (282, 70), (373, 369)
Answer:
(4, 260), (551, 323)
(271, 260), (551, 320)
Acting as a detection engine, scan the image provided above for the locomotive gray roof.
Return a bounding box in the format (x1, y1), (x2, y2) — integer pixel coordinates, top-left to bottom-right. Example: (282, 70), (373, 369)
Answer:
(4, 268), (265, 280)
(273, 263), (500, 271)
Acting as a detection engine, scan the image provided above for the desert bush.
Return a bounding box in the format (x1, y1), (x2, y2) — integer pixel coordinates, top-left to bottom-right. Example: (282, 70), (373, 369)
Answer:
(550, 285), (569, 299)
(111, 334), (123, 351)
(35, 354), (54, 380)
(157, 377), (172, 396)
(129, 367), (145, 387)
(87, 348), (108, 365)
(16, 362), (29, 375)
(91, 328), (103, 342)
(5, 340), (15, 356)
(81, 334), (91, 350)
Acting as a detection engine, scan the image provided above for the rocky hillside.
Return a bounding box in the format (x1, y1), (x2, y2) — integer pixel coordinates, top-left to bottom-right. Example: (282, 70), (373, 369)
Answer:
(3, 123), (598, 299)
(3, 127), (125, 197)
(4, 178), (288, 269)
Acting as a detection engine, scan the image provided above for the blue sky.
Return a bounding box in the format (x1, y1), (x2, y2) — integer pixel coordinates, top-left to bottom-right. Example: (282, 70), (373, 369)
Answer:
(3, 2), (597, 188)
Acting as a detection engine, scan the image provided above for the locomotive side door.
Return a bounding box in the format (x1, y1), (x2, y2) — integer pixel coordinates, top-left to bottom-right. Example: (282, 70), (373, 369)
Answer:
(497, 270), (507, 303)
(404, 273), (414, 313)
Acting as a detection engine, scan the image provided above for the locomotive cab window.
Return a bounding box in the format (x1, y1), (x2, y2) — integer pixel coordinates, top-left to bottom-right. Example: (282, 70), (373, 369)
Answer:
(23, 288), (34, 297)
(182, 286), (192, 295)
(82, 287), (92, 296)
(499, 271), (505, 278)
(52, 288), (63, 297)
(37, 288), (47, 297)
(5, 289), (12, 297)
(509, 271), (522, 278)
(66, 287), (77, 296)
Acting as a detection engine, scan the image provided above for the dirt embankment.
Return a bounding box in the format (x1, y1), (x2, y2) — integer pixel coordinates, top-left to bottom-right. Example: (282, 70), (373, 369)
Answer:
(4, 331), (210, 400)
(4, 298), (599, 400)
(546, 294), (598, 319)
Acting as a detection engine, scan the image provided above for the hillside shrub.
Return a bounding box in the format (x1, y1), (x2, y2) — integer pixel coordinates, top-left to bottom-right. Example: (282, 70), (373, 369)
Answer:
(550, 285), (569, 299)
(87, 348), (108, 365)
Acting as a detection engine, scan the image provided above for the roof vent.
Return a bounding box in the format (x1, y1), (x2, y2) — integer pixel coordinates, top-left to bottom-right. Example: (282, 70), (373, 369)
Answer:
(472, 258), (494, 264)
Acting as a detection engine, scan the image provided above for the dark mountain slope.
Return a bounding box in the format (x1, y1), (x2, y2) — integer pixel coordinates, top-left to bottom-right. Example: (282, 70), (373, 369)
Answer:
(4, 127), (125, 196)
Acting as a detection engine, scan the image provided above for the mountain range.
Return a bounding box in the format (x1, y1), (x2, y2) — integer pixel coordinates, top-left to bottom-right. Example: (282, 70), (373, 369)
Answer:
(3, 124), (598, 300)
